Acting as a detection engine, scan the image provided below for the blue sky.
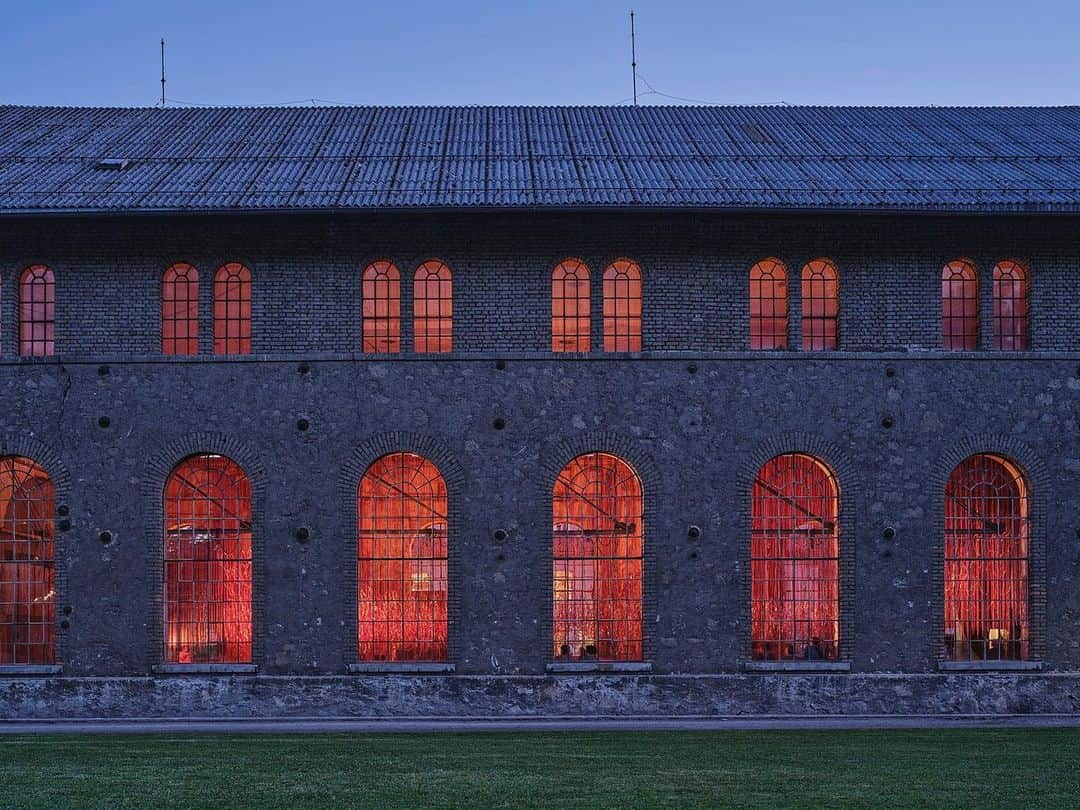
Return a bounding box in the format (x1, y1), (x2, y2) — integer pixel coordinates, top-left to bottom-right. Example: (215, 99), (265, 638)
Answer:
(3, 1), (1078, 106)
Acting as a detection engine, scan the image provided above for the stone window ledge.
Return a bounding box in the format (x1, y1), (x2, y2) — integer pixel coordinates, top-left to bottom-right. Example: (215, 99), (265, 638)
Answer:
(546, 662), (653, 674)
(937, 660), (1042, 672)
(347, 663), (456, 674)
(0, 665), (62, 676)
(152, 664), (257, 675)
(744, 661), (852, 673)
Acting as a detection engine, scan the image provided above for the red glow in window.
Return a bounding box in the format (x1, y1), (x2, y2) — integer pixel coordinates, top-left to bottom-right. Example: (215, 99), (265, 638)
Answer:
(603, 259), (642, 352)
(942, 259), (978, 350)
(357, 453), (448, 662)
(751, 454), (840, 661)
(362, 260), (401, 353)
(20, 265), (55, 357)
(801, 258), (839, 350)
(164, 454), (252, 664)
(162, 263), (199, 355)
(413, 260), (452, 353)
(944, 454), (1029, 662)
(214, 262), (252, 355)
(750, 258), (788, 350)
(553, 453), (643, 662)
(992, 260), (1029, 351)
(552, 258), (591, 352)
(0, 456), (55, 665)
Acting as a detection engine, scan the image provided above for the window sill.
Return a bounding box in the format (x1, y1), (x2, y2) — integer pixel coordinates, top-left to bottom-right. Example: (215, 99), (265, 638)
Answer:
(0, 665), (62, 676)
(546, 662), (653, 674)
(152, 664), (257, 675)
(347, 662), (456, 674)
(744, 661), (851, 673)
(937, 660), (1042, 672)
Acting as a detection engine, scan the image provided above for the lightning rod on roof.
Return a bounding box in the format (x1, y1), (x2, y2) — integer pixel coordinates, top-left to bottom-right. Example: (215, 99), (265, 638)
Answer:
(160, 38), (166, 107)
(630, 11), (638, 106)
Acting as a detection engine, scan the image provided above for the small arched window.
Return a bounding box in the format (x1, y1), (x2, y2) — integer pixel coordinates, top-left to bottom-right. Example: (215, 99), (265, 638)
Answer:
(944, 454), (1030, 662)
(413, 260), (452, 353)
(992, 260), (1029, 350)
(20, 264), (55, 356)
(362, 260), (401, 353)
(801, 259), (839, 350)
(603, 259), (642, 352)
(214, 262), (252, 355)
(357, 452), (448, 662)
(162, 263), (199, 355)
(751, 454), (840, 661)
(552, 453), (644, 661)
(552, 258), (591, 352)
(0, 456), (55, 665)
(942, 259), (978, 350)
(750, 258), (788, 350)
(163, 454), (253, 664)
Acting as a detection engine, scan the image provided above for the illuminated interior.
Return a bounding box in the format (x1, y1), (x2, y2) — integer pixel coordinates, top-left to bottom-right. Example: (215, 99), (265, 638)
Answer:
(750, 258), (788, 350)
(942, 259), (978, 350)
(161, 262), (199, 355)
(362, 260), (401, 353)
(992, 259), (1029, 351)
(801, 258), (839, 350)
(213, 262), (252, 355)
(551, 258), (590, 352)
(19, 264), (55, 357)
(413, 260), (453, 353)
(602, 259), (642, 352)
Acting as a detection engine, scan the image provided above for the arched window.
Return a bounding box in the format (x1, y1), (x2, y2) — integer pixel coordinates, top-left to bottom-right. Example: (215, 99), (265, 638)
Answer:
(992, 260), (1029, 350)
(944, 454), (1030, 662)
(751, 454), (840, 661)
(214, 262), (252, 355)
(362, 260), (401, 353)
(749, 258), (788, 350)
(20, 265), (55, 356)
(163, 454), (253, 664)
(357, 452), (448, 662)
(801, 258), (839, 350)
(942, 259), (978, 350)
(552, 258), (591, 352)
(0, 456), (55, 665)
(552, 453), (643, 661)
(162, 263), (199, 355)
(603, 259), (642, 352)
(413, 260), (452, 353)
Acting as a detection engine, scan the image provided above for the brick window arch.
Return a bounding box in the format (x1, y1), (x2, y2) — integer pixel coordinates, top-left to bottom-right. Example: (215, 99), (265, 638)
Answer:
(214, 262), (252, 355)
(357, 452), (448, 662)
(19, 264), (55, 357)
(362, 260), (401, 353)
(750, 258), (788, 350)
(992, 260), (1029, 351)
(801, 258), (839, 350)
(163, 454), (253, 664)
(552, 452), (644, 661)
(751, 453), (840, 661)
(942, 259), (978, 350)
(552, 258), (591, 352)
(603, 259), (642, 352)
(944, 454), (1030, 662)
(413, 260), (452, 353)
(0, 456), (55, 665)
(162, 263), (199, 355)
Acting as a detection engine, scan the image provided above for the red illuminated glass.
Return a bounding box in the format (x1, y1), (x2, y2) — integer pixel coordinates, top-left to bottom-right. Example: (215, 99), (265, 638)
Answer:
(19, 265), (55, 357)
(751, 454), (839, 661)
(750, 258), (788, 350)
(944, 454), (1029, 662)
(357, 453), (448, 662)
(603, 259), (642, 352)
(163, 454), (252, 664)
(0, 456), (55, 665)
(992, 260), (1029, 351)
(214, 262), (252, 355)
(413, 260), (452, 353)
(552, 258), (591, 352)
(801, 258), (839, 350)
(942, 259), (978, 350)
(162, 263), (199, 355)
(552, 453), (643, 661)
(362, 260), (401, 353)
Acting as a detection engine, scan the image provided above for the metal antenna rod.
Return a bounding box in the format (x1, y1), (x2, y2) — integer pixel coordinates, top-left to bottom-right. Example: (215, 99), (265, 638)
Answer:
(160, 38), (166, 107)
(630, 11), (638, 106)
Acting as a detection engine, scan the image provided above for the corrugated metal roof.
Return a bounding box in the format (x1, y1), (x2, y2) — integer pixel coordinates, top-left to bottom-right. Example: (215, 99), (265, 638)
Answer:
(1, 104), (1079, 214)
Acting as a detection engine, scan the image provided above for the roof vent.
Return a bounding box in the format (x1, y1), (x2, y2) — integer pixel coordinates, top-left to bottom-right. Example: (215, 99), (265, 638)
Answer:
(95, 158), (130, 170)
(739, 123), (771, 144)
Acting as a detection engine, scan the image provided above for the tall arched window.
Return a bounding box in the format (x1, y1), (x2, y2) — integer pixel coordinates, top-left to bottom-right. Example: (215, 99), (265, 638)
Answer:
(552, 453), (643, 661)
(801, 259), (839, 350)
(214, 262), (252, 355)
(362, 260), (401, 353)
(413, 260), (452, 353)
(162, 262), (199, 355)
(750, 258), (788, 350)
(357, 452), (448, 662)
(942, 259), (978, 350)
(992, 260), (1029, 351)
(0, 456), (55, 665)
(944, 454), (1030, 662)
(751, 454), (840, 661)
(603, 259), (642, 352)
(163, 454), (253, 664)
(552, 258), (591, 352)
(20, 265), (55, 357)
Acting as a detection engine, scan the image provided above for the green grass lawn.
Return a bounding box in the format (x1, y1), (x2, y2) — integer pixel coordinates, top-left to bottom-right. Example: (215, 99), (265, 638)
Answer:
(0, 729), (1077, 808)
